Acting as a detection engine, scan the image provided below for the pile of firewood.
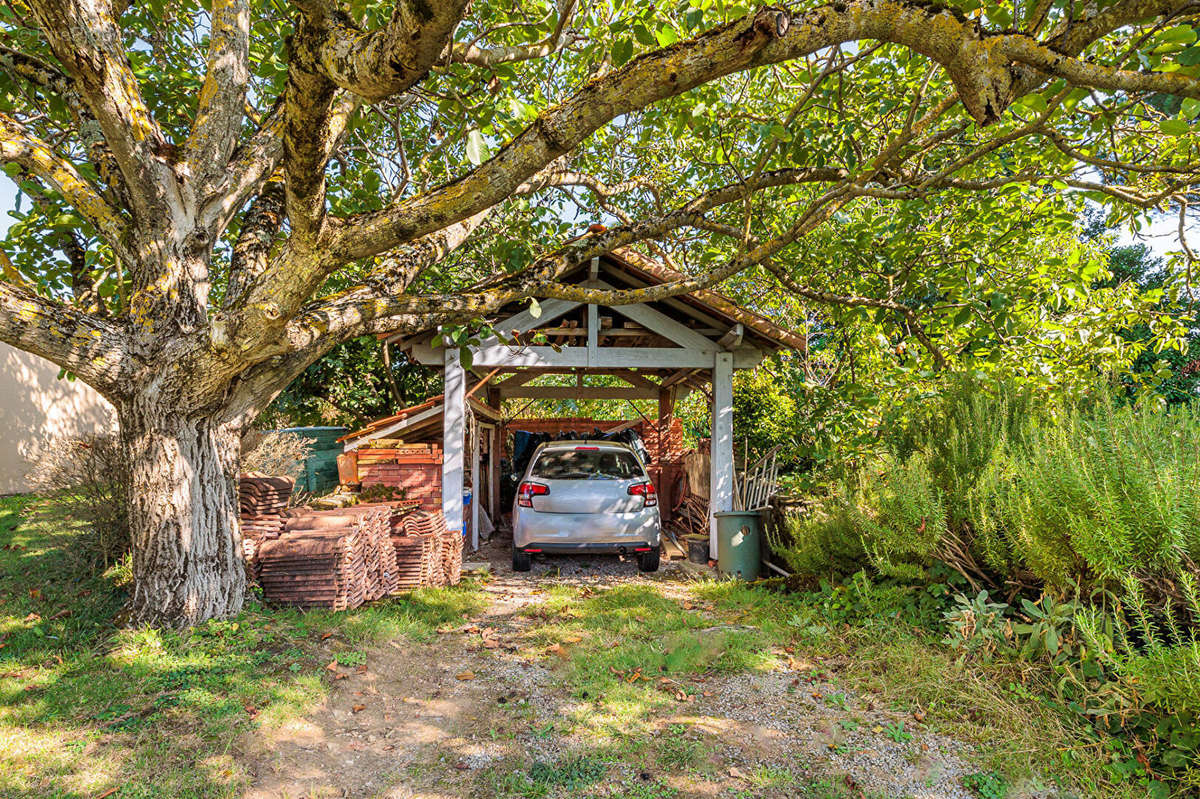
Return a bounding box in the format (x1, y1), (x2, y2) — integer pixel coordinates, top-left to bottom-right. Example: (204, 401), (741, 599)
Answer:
(673, 494), (709, 539)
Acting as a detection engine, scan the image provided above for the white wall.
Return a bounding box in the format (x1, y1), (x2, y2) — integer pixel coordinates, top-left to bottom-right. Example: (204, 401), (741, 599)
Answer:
(0, 342), (116, 494)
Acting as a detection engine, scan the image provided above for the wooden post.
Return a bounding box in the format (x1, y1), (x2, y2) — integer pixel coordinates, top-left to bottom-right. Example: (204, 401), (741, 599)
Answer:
(709, 351), (734, 558)
(470, 421), (481, 551)
(657, 384), (676, 463)
(442, 345), (465, 538)
(487, 386), (502, 524)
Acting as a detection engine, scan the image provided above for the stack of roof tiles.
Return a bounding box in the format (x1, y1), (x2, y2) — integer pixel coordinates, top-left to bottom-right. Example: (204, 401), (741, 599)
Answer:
(238, 475), (295, 579)
(390, 510), (462, 590)
(257, 505), (400, 609)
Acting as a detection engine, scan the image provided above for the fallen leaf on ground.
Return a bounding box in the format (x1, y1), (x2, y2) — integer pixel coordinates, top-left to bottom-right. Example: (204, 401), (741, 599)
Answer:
(321, 632), (333, 640)
(355, 664), (368, 674)
(325, 660), (338, 672)
(456, 671), (476, 680)
(545, 643), (564, 657)
(351, 704), (366, 713)
(333, 673), (348, 681)
(95, 789), (119, 799)
(729, 767), (746, 779)
(48, 609), (71, 621)
(562, 634), (583, 643)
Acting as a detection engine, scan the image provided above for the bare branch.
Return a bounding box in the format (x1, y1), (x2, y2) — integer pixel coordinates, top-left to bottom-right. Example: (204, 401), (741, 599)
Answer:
(449, 0), (582, 67)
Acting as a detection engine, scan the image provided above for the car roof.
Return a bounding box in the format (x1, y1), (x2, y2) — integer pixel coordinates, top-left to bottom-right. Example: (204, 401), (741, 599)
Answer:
(533, 439), (636, 453)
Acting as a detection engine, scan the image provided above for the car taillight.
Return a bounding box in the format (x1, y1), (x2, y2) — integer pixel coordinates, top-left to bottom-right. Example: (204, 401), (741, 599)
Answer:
(628, 481), (657, 507)
(517, 481), (549, 507)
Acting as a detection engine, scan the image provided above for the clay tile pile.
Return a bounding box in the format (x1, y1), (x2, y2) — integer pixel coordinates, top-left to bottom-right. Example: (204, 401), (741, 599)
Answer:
(391, 510), (461, 590)
(257, 531), (367, 611)
(239, 474), (294, 517)
(239, 475), (295, 579)
(270, 506), (400, 606)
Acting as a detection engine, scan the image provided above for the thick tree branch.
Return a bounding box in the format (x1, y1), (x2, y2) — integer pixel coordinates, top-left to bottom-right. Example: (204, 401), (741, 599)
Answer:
(322, 0), (1200, 267)
(223, 172), (285, 311)
(29, 0), (176, 222)
(186, 0), (251, 188)
(0, 282), (129, 396)
(201, 100), (285, 231)
(305, 0), (470, 102)
(0, 112), (131, 260)
(0, 44), (129, 209)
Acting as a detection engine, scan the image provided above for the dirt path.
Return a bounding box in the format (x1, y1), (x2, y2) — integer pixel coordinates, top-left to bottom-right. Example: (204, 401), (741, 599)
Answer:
(239, 540), (1027, 799)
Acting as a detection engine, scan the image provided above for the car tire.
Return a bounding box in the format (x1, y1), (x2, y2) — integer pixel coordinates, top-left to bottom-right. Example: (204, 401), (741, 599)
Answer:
(512, 548), (532, 572)
(638, 547), (660, 573)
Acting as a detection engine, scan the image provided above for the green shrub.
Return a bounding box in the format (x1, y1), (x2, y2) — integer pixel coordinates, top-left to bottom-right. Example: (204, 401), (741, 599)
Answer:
(999, 398), (1200, 591)
(855, 452), (947, 580)
(775, 499), (864, 578)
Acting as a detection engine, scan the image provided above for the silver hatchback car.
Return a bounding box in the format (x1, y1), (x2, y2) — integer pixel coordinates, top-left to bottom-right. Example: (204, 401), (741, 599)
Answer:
(511, 440), (661, 572)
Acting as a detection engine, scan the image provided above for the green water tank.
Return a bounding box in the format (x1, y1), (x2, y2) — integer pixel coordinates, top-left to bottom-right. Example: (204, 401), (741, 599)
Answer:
(713, 510), (763, 581)
(278, 426), (347, 493)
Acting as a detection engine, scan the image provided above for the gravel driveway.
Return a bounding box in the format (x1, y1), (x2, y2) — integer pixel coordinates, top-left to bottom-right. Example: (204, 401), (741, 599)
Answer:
(240, 534), (1050, 799)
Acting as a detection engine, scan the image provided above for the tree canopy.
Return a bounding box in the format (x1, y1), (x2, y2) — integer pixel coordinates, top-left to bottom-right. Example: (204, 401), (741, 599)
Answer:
(3, 0), (1200, 624)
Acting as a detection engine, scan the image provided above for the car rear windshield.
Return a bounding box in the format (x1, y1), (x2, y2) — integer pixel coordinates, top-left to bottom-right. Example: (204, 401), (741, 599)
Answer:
(531, 448), (641, 480)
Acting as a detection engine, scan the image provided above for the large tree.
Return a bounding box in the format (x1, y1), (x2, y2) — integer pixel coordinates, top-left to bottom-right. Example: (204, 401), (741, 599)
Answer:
(2, 0), (1200, 625)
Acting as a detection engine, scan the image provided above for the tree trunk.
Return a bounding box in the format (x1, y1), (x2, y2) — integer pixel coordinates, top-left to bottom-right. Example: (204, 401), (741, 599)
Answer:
(120, 393), (246, 627)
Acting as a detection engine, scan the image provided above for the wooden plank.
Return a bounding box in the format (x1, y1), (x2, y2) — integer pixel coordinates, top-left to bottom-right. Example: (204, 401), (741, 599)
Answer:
(488, 424), (500, 522)
(342, 404), (442, 452)
(594, 281), (720, 352)
(469, 344), (726, 369)
(498, 386), (659, 400)
(470, 420), (481, 551)
(488, 298), (581, 338)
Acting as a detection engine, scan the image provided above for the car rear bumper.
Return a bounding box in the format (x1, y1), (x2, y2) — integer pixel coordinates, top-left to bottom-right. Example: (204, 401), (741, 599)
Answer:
(513, 508), (660, 550)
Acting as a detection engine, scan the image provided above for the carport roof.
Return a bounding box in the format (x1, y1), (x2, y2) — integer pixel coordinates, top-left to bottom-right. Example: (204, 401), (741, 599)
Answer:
(385, 248), (806, 353)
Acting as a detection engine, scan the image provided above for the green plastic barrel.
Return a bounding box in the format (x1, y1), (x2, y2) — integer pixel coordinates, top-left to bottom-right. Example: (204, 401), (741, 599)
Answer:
(714, 510), (762, 580)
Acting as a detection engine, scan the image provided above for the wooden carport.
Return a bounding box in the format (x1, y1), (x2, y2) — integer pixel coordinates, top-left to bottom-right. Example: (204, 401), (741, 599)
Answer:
(387, 249), (805, 557)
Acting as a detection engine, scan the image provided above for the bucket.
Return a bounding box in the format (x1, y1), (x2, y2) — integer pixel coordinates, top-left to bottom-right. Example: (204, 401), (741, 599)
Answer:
(713, 510), (762, 580)
(685, 536), (709, 564)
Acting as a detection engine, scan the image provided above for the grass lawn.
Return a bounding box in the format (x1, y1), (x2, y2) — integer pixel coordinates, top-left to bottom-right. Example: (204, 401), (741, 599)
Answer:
(0, 495), (486, 798)
(0, 494), (1147, 799)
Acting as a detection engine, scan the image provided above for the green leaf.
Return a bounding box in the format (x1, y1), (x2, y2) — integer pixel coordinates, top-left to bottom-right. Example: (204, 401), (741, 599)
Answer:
(611, 38), (633, 67)
(655, 25), (679, 46)
(465, 129), (487, 165)
(1160, 118), (1190, 135)
(529, 297), (542, 318)
(1019, 93), (1047, 113)
(1182, 98), (1200, 119)
(633, 24), (656, 47)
